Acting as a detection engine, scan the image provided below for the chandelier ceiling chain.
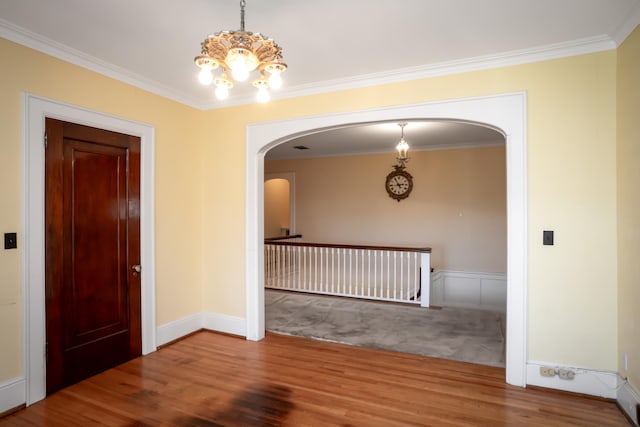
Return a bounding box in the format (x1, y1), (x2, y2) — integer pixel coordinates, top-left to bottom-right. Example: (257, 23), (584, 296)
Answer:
(239, 0), (246, 31)
(194, 0), (287, 103)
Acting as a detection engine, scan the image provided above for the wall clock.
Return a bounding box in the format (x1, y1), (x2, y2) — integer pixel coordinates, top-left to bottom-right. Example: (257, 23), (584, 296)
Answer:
(385, 166), (413, 201)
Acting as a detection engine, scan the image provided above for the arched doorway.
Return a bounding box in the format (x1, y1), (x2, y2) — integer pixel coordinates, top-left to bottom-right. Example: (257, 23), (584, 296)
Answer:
(246, 92), (527, 386)
(264, 173), (296, 238)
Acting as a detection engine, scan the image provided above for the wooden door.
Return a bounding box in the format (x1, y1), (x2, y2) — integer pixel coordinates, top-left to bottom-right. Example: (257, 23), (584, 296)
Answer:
(45, 118), (142, 394)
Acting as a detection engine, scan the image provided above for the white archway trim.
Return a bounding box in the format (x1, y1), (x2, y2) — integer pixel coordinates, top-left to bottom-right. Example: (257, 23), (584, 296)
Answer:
(246, 92), (528, 387)
(22, 94), (156, 405)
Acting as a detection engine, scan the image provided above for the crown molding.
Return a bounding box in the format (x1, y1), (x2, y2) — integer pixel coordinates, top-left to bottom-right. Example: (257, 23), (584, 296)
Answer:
(207, 35), (618, 110)
(611, 3), (640, 46)
(0, 17), (624, 111)
(0, 18), (209, 110)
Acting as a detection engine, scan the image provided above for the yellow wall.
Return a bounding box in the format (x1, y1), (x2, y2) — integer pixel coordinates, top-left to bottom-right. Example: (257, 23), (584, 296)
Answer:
(265, 146), (507, 273)
(0, 38), (205, 381)
(203, 51), (619, 370)
(0, 30), (626, 386)
(617, 25), (640, 393)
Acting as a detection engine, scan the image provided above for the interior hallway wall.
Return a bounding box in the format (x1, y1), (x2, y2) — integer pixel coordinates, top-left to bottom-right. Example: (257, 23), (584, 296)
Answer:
(616, 24), (640, 395)
(265, 146), (507, 273)
(0, 38), (207, 383)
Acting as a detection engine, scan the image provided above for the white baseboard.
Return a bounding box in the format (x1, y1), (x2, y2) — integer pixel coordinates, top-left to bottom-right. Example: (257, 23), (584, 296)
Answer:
(0, 377), (25, 414)
(618, 381), (640, 426)
(431, 270), (507, 311)
(202, 312), (246, 337)
(527, 361), (619, 399)
(156, 312), (247, 347)
(156, 312), (204, 347)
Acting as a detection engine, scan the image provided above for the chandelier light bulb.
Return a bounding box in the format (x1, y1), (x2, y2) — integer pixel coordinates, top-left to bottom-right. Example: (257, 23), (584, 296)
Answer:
(198, 68), (214, 85)
(215, 84), (229, 100)
(268, 71), (283, 89)
(396, 138), (409, 158)
(256, 86), (270, 103)
(231, 65), (250, 82)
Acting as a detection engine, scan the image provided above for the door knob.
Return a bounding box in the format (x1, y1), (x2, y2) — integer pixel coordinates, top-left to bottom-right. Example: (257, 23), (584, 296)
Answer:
(132, 265), (141, 273)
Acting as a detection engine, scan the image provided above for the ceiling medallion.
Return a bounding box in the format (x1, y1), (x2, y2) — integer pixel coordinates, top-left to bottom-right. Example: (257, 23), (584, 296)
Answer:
(194, 0), (287, 103)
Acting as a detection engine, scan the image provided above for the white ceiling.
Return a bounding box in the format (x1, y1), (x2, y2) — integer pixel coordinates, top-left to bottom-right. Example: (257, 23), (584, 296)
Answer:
(1, 0), (639, 157)
(265, 120), (505, 160)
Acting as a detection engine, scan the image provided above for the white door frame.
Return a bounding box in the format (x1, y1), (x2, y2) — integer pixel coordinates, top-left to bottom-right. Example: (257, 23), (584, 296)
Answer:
(245, 92), (528, 387)
(22, 94), (157, 405)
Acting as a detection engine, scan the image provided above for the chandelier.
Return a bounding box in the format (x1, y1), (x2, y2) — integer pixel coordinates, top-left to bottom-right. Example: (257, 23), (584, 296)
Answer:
(395, 122), (410, 168)
(194, 0), (287, 103)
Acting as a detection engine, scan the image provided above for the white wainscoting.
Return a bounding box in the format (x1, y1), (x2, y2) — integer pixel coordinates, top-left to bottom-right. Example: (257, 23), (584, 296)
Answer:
(618, 380), (640, 425)
(0, 377), (25, 414)
(430, 270), (507, 311)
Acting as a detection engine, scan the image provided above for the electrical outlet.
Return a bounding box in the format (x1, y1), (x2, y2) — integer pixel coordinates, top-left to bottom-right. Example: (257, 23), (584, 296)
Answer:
(558, 368), (575, 380)
(540, 366), (556, 377)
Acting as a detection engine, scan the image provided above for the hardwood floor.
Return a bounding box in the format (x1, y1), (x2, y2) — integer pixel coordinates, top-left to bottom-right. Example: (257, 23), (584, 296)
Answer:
(1, 331), (629, 426)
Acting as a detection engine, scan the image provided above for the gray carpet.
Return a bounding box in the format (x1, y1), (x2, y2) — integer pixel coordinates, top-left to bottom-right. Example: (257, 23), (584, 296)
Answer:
(265, 290), (506, 367)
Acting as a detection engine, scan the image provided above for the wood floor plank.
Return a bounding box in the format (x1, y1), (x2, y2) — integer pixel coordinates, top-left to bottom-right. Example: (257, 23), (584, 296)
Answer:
(0, 331), (629, 426)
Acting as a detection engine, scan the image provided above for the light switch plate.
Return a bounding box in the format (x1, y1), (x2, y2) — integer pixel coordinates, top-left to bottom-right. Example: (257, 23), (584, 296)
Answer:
(4, 232), (17, 249)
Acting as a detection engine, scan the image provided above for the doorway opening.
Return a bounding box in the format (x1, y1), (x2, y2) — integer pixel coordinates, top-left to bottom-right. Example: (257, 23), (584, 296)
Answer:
(262, 120), (507, 367)
(264, 173), (296, 239)
(245, 92), (527, 386)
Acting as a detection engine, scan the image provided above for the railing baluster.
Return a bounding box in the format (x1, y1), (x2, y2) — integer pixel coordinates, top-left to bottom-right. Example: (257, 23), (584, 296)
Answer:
(355, 251), (360, 295)
(320, 247), (324, 293)
(373, 250), (377, 298)
(343, 248), (347, 295)
(399, 252), (404, 302)
(360, 252), (365, 296)
(333, 248), (337, 294)
(275, 245), (280, 288)
(349, 249), (352, 295)
(393, 251), (397, 300)
(385, 251), (389, 299)
(286, 245), (289, 289)
(416, 252), (420, 301)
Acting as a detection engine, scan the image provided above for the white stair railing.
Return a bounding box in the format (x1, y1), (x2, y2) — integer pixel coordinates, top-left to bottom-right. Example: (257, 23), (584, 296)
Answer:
(265, 242), (431, 306)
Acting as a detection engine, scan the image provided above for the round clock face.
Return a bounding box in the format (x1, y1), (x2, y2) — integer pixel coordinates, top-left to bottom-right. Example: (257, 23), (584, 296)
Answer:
(385, 169), (413, 201)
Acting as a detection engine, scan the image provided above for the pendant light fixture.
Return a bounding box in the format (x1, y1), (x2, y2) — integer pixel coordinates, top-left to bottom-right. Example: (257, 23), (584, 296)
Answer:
(194, 0), (287, 103)
(395, 122), (410, 168)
